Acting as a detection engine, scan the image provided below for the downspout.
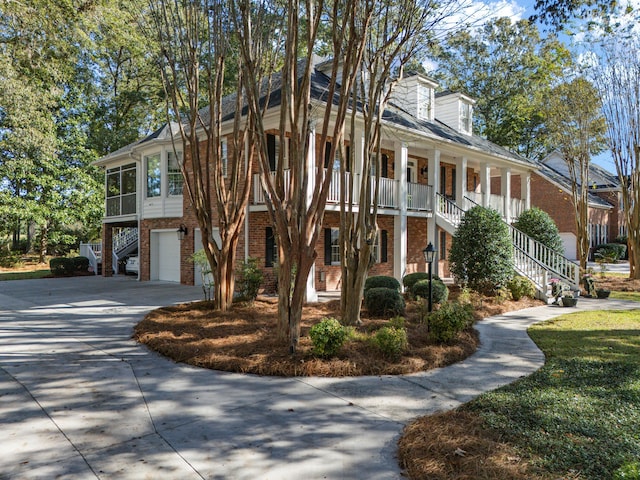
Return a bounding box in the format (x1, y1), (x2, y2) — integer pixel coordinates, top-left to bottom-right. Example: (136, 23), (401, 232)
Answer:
(244, 134), (250, 262)
(130, 151), (142, 282)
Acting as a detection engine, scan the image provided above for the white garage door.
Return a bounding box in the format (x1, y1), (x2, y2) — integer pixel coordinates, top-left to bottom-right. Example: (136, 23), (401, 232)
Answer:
(560, 232), (577, 260)
(153, 231), (181, 282)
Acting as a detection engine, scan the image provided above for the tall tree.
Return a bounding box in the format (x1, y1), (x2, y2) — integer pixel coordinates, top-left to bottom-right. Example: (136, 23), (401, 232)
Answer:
(233, 0), (373, 352)
(544, 77), (607, 272)
(338, 0), (459, 324)
(431, 17), (571, 160)
(591, 36), (640, 279)
(147, 0), (254, 311)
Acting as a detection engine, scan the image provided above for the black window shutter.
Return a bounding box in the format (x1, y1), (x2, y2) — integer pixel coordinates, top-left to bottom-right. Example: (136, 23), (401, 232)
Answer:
(381, 230), (388, 263)
(381, 154), (388, 178)
(265, 227), (274, 267)
(324, 228), (332, 265)
(324, 141), (332, 168)
(267, 134), (276, 171)
(346, 146), (351, 172)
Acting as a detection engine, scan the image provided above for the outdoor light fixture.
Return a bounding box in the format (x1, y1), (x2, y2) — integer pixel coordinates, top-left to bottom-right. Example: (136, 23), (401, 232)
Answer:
(177, 224), (188, 241)
(423, 242), (435, 313)
(420, 165), (429, 179)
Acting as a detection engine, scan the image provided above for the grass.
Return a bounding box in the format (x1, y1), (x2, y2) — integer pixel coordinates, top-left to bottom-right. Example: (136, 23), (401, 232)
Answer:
(401, 309), (640, 479)
(0, 269), (51, 281)
(611, 290), (640, 302)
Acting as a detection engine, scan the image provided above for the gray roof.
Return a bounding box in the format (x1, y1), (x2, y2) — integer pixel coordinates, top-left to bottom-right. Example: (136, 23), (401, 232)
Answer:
(96, 62), (535, 168)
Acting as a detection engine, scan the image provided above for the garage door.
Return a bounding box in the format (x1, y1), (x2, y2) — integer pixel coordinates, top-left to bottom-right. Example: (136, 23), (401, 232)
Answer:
(153, 231), (181, 282)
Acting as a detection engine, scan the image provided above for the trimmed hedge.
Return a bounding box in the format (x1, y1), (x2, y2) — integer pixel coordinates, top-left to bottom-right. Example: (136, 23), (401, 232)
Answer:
(309, 317), (349, 358)
(49, 256), (90, 276)
(593, 243), (627, 261)
(411, 278), (449, 304)
(364, 275), (401, 293)
(507, 275), (536, 301)
(428, 302), (474, 343)
(364, 287), (405, 316)
(372, 326), (408, 359)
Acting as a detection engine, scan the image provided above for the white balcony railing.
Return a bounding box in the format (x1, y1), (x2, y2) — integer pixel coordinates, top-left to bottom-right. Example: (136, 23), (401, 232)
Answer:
(252, 169), (431, 212)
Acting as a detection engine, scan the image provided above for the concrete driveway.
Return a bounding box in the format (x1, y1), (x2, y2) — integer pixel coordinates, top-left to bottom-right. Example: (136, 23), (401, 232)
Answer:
(1, 276), (637, 479)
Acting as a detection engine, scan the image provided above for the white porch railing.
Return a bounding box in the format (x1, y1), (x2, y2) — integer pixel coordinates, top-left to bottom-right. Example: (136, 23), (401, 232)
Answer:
(436, 193), (465, 227)
(407, 183), (433, 211)
(464, 192), (525, 220)
(253, 169), (427, 212)
(79, 242), (101, 275)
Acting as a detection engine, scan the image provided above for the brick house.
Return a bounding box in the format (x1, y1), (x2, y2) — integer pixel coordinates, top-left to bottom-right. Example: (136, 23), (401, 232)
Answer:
(92, 62), (582, 300)
(529, 151), (622, 260)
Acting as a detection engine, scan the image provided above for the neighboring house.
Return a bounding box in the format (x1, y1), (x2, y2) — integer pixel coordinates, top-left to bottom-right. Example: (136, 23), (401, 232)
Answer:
(529, 151), (623, 260)
(91, 61), (580, 300)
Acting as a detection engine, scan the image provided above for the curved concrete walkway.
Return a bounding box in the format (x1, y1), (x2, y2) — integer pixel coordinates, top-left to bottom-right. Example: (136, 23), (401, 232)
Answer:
(1, 276), (638, 479)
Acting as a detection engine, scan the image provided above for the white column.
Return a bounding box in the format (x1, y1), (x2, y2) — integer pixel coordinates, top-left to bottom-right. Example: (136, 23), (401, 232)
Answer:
(480, 162), (491, 208)
(305, 125), (318, 302)
(394, 142), (408, 283)
(455, 156), (467, 207)
(521, 171), (531, 210)
(501, 167), (512, 224)
(427, 149), (440, 266)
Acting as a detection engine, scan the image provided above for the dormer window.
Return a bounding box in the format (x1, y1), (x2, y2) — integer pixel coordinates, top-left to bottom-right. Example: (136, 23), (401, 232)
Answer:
(460, 102), (472, 133)
(417, 84), (432, 121)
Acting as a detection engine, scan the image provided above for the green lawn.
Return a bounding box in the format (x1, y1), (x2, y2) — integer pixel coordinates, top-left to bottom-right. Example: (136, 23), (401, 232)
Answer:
(611, 291), (640, 302)
(464, 310), (640, 479)
(0, 270), (51, 281)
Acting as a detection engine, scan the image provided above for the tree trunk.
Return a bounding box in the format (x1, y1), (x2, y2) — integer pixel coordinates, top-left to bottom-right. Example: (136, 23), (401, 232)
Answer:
(340, 244), (372, 325)
(38, 224), (48, 263)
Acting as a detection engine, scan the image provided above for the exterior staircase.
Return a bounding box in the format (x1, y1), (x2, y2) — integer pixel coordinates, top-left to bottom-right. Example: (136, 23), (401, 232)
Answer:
(79, 227), (139, 275)
(435, 193), (580, 301)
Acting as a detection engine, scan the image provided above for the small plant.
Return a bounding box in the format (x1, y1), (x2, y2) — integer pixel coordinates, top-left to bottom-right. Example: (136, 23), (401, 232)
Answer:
(614, 461), (640, 480)
(507, 275), (536, 301)
(309, 317), (349, 358)
(428, 302), (474, 343)
(582, 273), (597, 297)
(388, 316), (406, 329)
(549, 278), (571, 304)
(494, 285), (511, 304)
(364, 287), (405, 316)
(372, 326), (408, 359)
(411, 278), (449, 304)
(364, 275), (401, 293)
(236, 257), (263, 303)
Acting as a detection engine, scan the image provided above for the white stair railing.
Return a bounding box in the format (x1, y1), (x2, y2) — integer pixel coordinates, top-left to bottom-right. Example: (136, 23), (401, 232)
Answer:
(113, 228), (138, 254)
(79, 242), (101, 275)
(438, 194), (580, 297)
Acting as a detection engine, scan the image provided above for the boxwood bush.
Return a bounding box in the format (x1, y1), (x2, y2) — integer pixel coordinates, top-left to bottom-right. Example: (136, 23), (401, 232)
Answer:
(364, 275), (401, 293)
(593, 243), (627, 261)
(402, 272), (430, 291)
(372, 326), (408, 359)
(71, 256), (90, 272)
(507, 275), (536, 301)
(411, 278), (449, 305)
(428, 302), (474, 343)
(50, 257), (73, 276)
(309, 317), (349, 358)
(364, 287), (405, 316)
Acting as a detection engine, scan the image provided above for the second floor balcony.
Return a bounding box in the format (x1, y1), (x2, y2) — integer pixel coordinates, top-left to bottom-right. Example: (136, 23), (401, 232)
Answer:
(252, 169), (434, 213)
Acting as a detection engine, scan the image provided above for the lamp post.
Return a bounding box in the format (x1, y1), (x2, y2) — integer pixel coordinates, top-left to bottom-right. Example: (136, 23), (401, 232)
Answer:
(422, 242), (435, 312)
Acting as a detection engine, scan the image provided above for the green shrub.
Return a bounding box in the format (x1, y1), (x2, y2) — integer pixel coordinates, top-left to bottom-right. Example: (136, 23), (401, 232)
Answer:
(411, 278), (449, 304)
(512, 207), (564, 254)
(402, 272), (430, 291)
(364, 287), (405, 316)
(428, 302), (474, 343)
(594, 243), (627, 262)
(309, 317), (349, 358)
(71, 256), (90, 272)
(507, 275), (536, 301)
(235, 257), (263, 302)
(372, 326), (408, 359)
(0, 249), (22, 268)
(49, 257), (74, 276)
(388, 316), (406, 329)
(364, 275), (401, 293)
(614, 462), (640, 480)
(449, 206), (514, 294)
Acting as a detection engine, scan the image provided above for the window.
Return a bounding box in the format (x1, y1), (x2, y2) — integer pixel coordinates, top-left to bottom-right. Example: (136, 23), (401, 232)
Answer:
(417, 84), (431, 120)
(439, 230), (447, 260)
(371, 230), (388, 263)
(265, 227), (278, 267)
(220, 138), (228, 177)
(460, 102), (471, 133)
(167, 151), (183, 196)
(146, 153), (161, 198)
(324, 228), (341, 265)
(106, 163), (136, 217)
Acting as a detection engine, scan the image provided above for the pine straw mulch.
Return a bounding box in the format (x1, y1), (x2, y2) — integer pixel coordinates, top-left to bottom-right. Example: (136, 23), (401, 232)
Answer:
(595, 275), (640, 292)
(398, 411), (549, 480)
(133, 289), (539, 377)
